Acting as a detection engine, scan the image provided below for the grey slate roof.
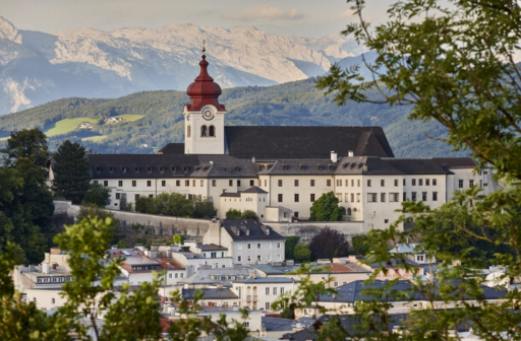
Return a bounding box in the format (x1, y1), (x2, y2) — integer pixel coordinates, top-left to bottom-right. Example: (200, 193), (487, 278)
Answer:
(88, 154), (257, 179)
(317, 280), (506, 303)
(432, 157), (477, 169)
(242, 186), (268, 194)
(221, 219), (285, 241)
(157, 143), (184, 154)
(235, 277), (294, 284)
(224, 126), (394, 159)
(181, 288), (238, 300)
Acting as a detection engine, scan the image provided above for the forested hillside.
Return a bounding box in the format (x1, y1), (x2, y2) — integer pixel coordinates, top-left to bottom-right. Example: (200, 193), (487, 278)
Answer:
(0, 78), (465, 157)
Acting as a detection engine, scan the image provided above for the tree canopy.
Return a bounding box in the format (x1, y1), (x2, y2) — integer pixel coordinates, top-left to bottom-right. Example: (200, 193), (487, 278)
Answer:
(52, 140), (90, 204)
(310, 192), (343, 221)
(309, 228), (349, 260)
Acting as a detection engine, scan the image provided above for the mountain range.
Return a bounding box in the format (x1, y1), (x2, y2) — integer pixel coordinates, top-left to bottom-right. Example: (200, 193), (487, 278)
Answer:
(0, 16), (367, 115)
(0, 78), (465, 158)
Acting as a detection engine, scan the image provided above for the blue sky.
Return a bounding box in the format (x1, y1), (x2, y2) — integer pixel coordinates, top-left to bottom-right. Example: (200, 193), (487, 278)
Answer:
(2, 0), (394, 37)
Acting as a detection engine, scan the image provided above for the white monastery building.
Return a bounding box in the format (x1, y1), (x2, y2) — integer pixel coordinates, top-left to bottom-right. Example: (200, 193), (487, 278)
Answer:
(82, 51), (498, 231)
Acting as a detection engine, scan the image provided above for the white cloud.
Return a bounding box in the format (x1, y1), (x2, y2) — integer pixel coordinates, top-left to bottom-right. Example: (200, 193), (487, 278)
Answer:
(226, 4), (304, 21)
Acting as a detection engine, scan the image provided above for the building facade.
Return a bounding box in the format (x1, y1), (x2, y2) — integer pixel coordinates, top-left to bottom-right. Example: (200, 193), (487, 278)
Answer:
(73, 51), (499, 231)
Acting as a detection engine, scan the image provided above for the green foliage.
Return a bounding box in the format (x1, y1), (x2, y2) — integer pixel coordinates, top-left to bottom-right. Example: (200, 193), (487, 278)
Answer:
(350, 235), (370, 256)
(309, 228), (349, 261)
(285, 236), (300, 260)
(172, 234), (184, 246)
(313, 0), (521, 338)
(52, 140), (90, 204)
(0, 129), (54, 263)
(310, 192), (343, 221)
(241, 210), (258, 220)
(82, 183), (110, 207)
(225, 209), (242, 219)
(293, 243), (311, 263)
(135, 193), (216, 219)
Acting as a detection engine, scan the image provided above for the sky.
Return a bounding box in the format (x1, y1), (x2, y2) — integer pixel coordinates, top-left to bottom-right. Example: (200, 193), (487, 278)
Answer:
(1, 0), (394, 37)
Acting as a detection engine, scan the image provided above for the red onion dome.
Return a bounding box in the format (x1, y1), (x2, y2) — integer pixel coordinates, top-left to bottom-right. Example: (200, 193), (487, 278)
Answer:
(186, 53), (225, 111)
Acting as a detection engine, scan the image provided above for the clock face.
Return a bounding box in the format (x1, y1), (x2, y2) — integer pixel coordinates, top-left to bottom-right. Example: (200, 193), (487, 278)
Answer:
(201, 105), (216, 121)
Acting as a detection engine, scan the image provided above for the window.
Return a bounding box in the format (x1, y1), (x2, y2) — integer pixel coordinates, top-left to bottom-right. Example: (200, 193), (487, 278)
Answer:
(200, 179), (204, 187)
(433, 178), (437, 186)
(357, 179), (361, 187)
(426, 179), (430, 186)
(422, 191), (427, 201)
(394, 179), (399, 187)
(132, 180), (137, 187)
(185, 180), (190, 186)
(201, 125), (208, 137)
(356, 193), (360, 202)
(229, 179), (233, 186)
(176, 180), (181, 186)
(278, 194), (283, 203)
(458, 179), (464, 188)
(327, 179), (332, 186)
(281, 287), (285, 295)
(350, 193), (354, 202)
(347, 207), (352, 216)
(135, 194), (140, 200)
(208, 125), (215, 137)
(336, 179), (342, 186)
(345, 179), (349, 187)
(257, 255), (261, 261)
(147, 180), (152, 187)
(412, 178), (416, 186)
(380, 179), (385, 187)
(390, 192), (399, 202)
(411, 192), (417, 201)
(192, 180), (196, 187)
(237, 180), (241, 187)
(212, 179), (216, 187)
(310, 179), (315, 187)
(162, 180), (166, 187)
(250, 180), (255, 186)
(403, 192), (407, 201)
(432, 191), (438, 201)
(380, 192), (386, 202)
(367, 179), (372, 187)
(115, 193), (120, 200)
(118, 180), (123, 187)
(310, 193), (316, 202)
(265, 287), (270, 295)
(103, 180), (108, 187)
(367, 193), (377, 203)
(277, 243), (281, 248)
(257, 243), (261, 249)
(278, 179), (283, 187)
(273, 287), (277, 295)
(265, 302), (270, 310)
(51, 298), (55, 305)
(294, 179), (299, 187)
(419, 178), (423, 186)
(294, 194), (299, 202)
(238, 256), (241, 262)
(469, 179), (474, 187)
(248, 244), (251, 249)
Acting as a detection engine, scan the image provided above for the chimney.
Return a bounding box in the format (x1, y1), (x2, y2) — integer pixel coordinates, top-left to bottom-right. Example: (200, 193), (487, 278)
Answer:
(348, 150), (354, 157)
(330, 151), (338, 163)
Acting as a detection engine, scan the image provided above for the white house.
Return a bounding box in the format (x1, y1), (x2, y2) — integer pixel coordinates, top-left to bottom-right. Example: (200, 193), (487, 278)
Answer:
(203, 219), (286, 265)
(232, 277), (296, 311)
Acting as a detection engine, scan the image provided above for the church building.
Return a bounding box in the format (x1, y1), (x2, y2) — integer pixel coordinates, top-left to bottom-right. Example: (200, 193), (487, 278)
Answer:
(86, 51), (497, 230)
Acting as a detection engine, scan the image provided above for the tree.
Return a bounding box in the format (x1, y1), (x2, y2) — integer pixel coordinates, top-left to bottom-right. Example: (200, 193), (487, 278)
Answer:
(351, 234), (370, 256)
(52, 140), (90, 204)
(172, 234), (184, 246)
(285, 236), (300, 260)
(0, 129), (54, 263)
(315, 0), (521, 338)
(241, 210), (258, 220)
(82, 183), (110, 207)
(293, 243), (311, 263)
(192, 200), (216, 219)
(225, 209), (242, 219)
(309, 228), (349, 260)
(310, 192), (343, 221)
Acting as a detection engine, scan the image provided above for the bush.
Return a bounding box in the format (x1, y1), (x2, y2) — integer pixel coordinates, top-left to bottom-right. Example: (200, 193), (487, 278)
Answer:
(293, 243), (311, 263)
(193, 200), (217, 219)
(285, 236), (300, 260)
(351, 235), (370, 256)
(82, 183), (110, 207)
(135, 193), (215, 219)
(241, 210), (258, 220)
(226, 209), (242, 219)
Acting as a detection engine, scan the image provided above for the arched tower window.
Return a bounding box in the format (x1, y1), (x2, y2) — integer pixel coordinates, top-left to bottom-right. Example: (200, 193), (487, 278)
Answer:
(187, 125), (191, 138)
(209, 125), (215, 137)
(201, 125), (208, 137)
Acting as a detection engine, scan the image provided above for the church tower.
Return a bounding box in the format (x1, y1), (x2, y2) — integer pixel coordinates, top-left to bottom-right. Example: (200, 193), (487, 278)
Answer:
(184, 49), (226, 155)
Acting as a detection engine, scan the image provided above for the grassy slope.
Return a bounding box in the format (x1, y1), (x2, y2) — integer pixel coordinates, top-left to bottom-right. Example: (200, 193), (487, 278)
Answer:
(0, 79), (463, 157)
